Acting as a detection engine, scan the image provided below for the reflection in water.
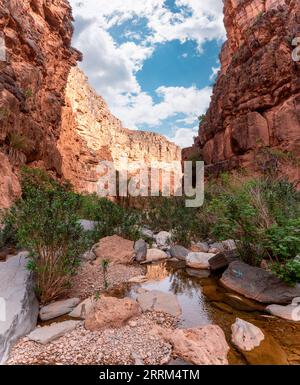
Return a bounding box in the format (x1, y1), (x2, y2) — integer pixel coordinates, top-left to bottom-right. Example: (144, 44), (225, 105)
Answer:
(129, 261), (300, 364)
(146, 262), (169, 281)
(131, 262), (214, 327)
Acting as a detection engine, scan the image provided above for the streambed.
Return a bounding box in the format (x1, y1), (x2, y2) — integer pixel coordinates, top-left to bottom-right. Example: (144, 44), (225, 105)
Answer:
(128, 261), (300, 365)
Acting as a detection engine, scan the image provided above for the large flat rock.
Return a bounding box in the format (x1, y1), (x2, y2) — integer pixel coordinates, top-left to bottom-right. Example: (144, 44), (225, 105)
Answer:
(28, 320), (81, 344)
(186, 252), (215, 269)
(220, 261), (300, 304)
(137, 290), (181, 317)
(0, 253), (39, 363)
(39, 298), (80, 321)
(157, 325), (229, 365)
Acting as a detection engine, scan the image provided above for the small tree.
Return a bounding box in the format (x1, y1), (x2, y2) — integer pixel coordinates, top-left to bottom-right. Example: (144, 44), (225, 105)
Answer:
(12, 185), (87, 304)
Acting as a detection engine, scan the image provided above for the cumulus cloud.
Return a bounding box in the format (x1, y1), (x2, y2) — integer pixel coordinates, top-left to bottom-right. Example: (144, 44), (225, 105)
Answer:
(168, 127), (199, 148)
(69, 0), (224, 135)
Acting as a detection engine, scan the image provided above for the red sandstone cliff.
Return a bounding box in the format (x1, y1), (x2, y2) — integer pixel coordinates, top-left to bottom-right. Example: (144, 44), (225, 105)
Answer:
(0, 0), (80, 207)
(0, 1), (180, 207)
(58, 67), (181, 193)
(192, 0), (300, 180)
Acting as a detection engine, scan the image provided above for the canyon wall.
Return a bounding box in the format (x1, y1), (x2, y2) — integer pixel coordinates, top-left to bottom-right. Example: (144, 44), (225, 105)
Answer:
(0, 0), (180, 206)
(193, 0), (300, 180)
(58, 67), (181, 193)
(0, 0), (80, 207)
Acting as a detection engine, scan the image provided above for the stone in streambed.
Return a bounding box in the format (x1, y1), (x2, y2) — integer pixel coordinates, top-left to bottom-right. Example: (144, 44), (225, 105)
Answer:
(231, 318), (265, 351)
(231, 318), (288, 365)
(84, 297), (140, 331)
(169, 245), (189, 261)
(266, 298), (300, 321)
(156, 325), (229, 365)
(143, 249), (168, 263)
(94, 235), (134, 265)
(39, 298), (80, 321)
(28, 320), (81, 344)
(186, 252), (215, 269)
(137, 290), (181, 317)
(69, 297), (96, 319)
(186, 268), (210, 279)
(155, 231), (171, 249)
(220, 261), (300, 304)
(134, 239), (147, 262)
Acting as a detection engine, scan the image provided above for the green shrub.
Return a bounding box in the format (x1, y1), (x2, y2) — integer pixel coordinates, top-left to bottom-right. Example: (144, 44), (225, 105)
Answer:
(271, 259), (300, 286)
(143, 197), (204, 247)
(0, 210), (17, 249)
(10, 185), (88, 304)
(206, 176), (300, 269)
(79, 194), (141, 242)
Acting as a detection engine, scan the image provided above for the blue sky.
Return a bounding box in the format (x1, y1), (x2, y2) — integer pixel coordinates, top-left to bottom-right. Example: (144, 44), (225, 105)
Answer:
(69, 0), (225, 147)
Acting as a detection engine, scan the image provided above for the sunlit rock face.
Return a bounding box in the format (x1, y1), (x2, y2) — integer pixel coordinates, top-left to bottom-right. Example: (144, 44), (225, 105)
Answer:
(192, 0), (300, 180)
(0, 0), (80, 207)
(59, 67), (181, 194)
(0, 1), (181, 206)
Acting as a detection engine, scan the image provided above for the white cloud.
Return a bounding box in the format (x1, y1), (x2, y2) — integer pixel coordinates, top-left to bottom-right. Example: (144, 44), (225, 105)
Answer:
(209, 65), (220, 80)
(168, 127), (199, 148)
(69, 0), (224, 135)
(113, 86), (212, 130)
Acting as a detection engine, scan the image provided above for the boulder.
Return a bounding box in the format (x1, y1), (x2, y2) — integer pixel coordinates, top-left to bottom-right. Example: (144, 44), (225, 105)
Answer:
(194, 242), (209, 253)
(27, 321), (81, 344)
(231, 318), (265, 351)
(169, 245), (189, 261)
(0, 252), (39, 363)
(144, 249), (168, 263)
(141, 228), (154, 240)
(222, 239), (237, 251)
(220, 261), (300, 304)
(69, 297), (96, 319)
(158, 325), (229, 365)
(209, 250), (239, 271)
(266, 298), (300, 321)
(39, 298), (80, 321)
(186, 252), (215, 269)
(94, 235), (134, 265)
(231, 318), (288, 365)
(186, 268), (210, 279)
(137, 290), (181, 317)
(155, 231), (171, 249)
(208, 242), (224, 253)
(85, 297), (141, 331)
(134, 239), (147, 262)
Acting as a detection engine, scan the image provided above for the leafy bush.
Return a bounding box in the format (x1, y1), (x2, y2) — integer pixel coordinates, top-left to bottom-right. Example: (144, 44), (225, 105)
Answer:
(206, 176), (300, 272)
(271, 259), (300, 286)
(79, 194), (141, 242)
(0, 210), (17, 249)
(7, 171), (88, 304)
(143, 197), (205, 247)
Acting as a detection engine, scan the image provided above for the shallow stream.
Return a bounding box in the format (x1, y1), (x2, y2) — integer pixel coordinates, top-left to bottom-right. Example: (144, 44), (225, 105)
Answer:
(128, 261), (300, 365)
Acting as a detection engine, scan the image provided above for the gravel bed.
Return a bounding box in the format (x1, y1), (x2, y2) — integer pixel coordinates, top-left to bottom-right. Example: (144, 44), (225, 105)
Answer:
(7, 312), (177, 365)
